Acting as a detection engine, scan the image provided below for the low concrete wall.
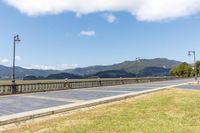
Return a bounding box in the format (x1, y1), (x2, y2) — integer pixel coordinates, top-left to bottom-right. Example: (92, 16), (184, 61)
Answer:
(0, 77), (178, 95)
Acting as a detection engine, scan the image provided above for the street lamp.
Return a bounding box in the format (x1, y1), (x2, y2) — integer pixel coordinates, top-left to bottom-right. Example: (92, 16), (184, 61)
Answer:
(135, 57), (142, 78)
(188, 51), (197, 81)
(12, 35), (21, 94)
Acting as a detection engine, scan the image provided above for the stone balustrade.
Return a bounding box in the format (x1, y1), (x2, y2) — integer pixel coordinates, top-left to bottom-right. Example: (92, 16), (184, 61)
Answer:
(0, 77), (178, 95)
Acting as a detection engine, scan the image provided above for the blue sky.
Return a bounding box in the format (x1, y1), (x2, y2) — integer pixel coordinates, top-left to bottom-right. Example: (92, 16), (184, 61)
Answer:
(1, 0), (200, 70)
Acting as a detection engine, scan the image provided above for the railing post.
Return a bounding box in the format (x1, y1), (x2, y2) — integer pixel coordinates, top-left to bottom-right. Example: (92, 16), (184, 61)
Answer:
(11, 83), (17, 94)
(120, 77), (124, 84)
(98, 78), (102, 86)
(64, 80), (68, 89)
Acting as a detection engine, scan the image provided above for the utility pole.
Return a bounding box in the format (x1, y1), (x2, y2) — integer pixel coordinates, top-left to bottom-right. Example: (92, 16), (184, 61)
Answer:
(12, 35), (20, 94)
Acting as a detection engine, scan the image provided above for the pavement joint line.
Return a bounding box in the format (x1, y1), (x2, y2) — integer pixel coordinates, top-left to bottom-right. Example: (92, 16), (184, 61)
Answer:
(0, 113), (4, 116)
(82, 86), (160, 91)
(0, 111), (11, 116)
(124, 86), (155, 88)
(100, 87), (156, 89)
(0, 109), (16, 115)
(135, 84), (175, 86)
(79, 89), (133, 93)
(21, 95), (86, 103)
(0, 81), (193, 126)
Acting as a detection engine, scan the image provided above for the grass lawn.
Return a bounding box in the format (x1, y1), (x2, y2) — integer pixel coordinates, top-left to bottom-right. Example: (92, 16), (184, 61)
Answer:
(3, 89), (200, 133)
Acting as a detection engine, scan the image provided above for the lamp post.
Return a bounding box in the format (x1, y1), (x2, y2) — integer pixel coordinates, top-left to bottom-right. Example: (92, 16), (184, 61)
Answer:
(135, 57), (142, 78)
(188, 51), (197, 81)
(12, 35), (20, 94)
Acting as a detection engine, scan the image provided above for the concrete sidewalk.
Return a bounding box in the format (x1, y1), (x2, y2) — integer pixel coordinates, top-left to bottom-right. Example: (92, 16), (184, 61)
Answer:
(0, 78), (193, 125)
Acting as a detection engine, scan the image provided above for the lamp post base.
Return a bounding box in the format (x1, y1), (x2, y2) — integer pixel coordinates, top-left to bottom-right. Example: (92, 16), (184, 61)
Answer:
(12, 81), (16, 94)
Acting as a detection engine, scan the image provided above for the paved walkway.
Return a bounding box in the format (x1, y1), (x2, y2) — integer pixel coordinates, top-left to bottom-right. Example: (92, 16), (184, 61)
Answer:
(176, 84), (200, 90)
(0, 78), (194, 117)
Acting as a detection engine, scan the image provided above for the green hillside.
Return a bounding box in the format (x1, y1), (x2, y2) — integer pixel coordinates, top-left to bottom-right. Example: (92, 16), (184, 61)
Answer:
(66, 58), (181, 76)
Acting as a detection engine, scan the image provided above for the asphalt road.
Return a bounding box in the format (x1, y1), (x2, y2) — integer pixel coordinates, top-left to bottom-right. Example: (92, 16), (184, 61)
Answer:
(0, 78), (195, 117)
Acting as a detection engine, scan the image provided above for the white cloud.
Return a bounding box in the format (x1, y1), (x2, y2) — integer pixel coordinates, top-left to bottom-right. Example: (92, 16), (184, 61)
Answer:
(80, 30), (96, 36)
(15, 56), (22, 61)
(104, 13), (117, 23)
(25, 64), (78, 70)
(1, 58), (9, 63)
(4, 0), (200, 21)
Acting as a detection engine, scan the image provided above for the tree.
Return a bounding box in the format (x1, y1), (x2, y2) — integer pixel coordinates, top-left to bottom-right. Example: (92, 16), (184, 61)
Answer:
(196, 61), (200, 76)
(23, 75), (38, 80)
(170, 62), (192, 77)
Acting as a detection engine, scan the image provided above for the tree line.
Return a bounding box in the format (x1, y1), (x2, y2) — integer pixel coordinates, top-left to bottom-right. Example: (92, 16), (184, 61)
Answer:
(170, 61), (200, 77)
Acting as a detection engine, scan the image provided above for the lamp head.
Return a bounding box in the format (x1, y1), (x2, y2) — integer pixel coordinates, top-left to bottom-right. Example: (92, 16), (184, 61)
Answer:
(188, 51), (192, 56)
(14, 35), (21, 42)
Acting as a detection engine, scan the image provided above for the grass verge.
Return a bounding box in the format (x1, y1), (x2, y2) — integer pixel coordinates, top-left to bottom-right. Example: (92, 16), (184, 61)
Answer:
(2, 88), (200, 133)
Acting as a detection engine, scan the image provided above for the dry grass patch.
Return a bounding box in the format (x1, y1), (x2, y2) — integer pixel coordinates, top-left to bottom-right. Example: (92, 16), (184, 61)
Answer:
(2, 89), (200, 133)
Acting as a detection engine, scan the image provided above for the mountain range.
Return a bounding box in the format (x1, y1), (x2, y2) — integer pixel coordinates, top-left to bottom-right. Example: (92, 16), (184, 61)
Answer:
(0, 66), (61, 79)
(0, 58), (181, 80)
(64, 58), (181, 76)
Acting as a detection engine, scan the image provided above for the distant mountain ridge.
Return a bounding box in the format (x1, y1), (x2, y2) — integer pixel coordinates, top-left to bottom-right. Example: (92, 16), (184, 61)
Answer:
(0, 58), (182, 79)
(65, 58), (181, 76)
(0, 65), (61, 79)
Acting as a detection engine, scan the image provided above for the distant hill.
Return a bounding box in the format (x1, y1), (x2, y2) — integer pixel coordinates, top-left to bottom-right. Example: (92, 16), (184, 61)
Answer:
(46, 73), (82, 79)
(24, 73), (82, 80)
(140, 67), (171, 77)
(0, 65), (61, 79)
(0, 58), (182, 80)
(90, 70), (136, 78)
(65, 58), (181, 76)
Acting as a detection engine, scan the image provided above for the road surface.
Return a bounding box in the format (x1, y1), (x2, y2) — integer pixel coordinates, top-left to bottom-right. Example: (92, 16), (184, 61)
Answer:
(0, 78), (194, 117)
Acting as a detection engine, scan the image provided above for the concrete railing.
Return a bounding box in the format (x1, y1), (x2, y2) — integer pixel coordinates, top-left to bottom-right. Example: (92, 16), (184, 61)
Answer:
(0, 77), (178, 95)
